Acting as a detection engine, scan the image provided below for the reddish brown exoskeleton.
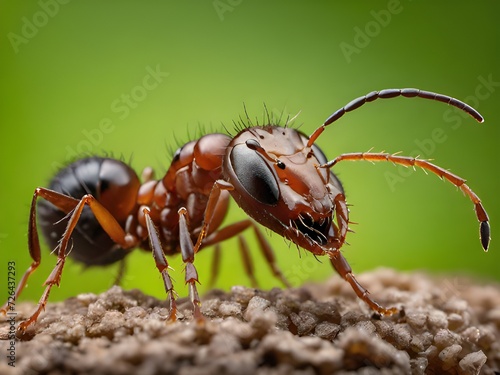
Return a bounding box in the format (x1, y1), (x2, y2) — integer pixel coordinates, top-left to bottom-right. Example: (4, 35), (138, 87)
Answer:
(1, 88), (490, 331)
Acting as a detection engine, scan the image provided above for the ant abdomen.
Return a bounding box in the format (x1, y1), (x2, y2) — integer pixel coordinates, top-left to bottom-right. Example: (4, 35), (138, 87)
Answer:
(37, 157), (141, 266)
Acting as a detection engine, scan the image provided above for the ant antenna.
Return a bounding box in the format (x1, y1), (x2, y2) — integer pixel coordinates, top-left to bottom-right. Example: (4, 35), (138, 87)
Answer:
(307, 88), (484, 147)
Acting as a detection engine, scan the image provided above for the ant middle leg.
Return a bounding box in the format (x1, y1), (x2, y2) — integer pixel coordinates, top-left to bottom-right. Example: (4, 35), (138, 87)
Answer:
(142, 207), (178, 321)
(202, 220), (291, 288)
(194, 179), (291, 288)
(207, 244), (222, 288)
(237, 235), (259, 288)
(205, 232), (259, 289)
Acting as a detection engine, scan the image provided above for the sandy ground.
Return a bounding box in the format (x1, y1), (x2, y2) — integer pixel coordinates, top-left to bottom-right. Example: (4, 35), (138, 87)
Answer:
(1, 268), (499, 375)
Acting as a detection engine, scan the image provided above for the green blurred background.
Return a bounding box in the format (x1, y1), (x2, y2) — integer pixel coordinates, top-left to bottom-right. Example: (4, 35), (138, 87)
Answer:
(1, 1), (499, 304)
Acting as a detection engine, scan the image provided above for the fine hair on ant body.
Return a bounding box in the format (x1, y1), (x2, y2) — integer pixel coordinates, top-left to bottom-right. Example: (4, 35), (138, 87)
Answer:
(1, 88), (490, 331)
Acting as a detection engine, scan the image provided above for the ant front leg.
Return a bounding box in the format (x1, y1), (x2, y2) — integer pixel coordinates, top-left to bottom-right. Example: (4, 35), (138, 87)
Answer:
(329, 250), (398, 316)
(329, 193), (397, 316)
(333, 192), (350, 249)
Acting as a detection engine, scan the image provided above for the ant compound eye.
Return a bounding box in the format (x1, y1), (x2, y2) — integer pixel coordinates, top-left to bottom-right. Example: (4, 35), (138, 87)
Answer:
(230, 144), (279, 205)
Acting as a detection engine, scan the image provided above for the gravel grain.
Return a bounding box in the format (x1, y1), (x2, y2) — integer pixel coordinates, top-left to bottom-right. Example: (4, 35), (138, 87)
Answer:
(1, 268), (499, 375)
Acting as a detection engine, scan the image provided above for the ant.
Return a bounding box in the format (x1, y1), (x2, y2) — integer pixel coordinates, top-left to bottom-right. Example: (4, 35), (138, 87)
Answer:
(1, 88), (490, 331)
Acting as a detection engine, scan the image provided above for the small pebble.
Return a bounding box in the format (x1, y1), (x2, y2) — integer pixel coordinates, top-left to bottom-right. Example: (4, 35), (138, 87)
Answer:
(1, 269), (498, 374)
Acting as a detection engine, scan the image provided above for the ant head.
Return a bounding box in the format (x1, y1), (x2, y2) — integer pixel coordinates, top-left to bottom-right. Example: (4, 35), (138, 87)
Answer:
(223, 125), (344, 250)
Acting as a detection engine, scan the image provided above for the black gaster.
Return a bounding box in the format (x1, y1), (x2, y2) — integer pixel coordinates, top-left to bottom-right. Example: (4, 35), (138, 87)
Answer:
(37, 157), (130, 266)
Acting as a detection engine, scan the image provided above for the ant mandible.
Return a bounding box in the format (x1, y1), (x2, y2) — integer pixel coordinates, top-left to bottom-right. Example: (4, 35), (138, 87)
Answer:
(1, 88), (490, 331)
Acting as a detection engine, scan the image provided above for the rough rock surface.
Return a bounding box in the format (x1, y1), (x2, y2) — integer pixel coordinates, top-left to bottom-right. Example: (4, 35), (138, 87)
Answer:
(1, 268), (499, 375)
